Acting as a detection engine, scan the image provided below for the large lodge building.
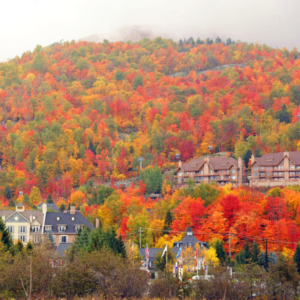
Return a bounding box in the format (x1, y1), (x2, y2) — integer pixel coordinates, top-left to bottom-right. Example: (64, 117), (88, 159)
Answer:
(250, 151), (300, 187)
(174, 151), (300, 189)
(174, 156), (247, 188)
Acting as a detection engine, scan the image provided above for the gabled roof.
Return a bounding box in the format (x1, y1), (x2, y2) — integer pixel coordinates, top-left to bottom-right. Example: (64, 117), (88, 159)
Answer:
(45, 212), (94, 234)
(179, 156), (240, 172)
(0, 210), (44, 227)
(253, 151), (300, 166)
(5, 212), (29, 223)
(56, 243), (72, 257)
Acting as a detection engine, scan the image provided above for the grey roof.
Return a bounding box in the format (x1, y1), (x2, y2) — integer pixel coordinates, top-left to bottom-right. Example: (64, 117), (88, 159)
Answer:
(139, 248), (162, 260)
(56, 243), (72, 257)
(16, 203), (24, 207)
(45, 212), (94, 234)
(37, 203), (59, 211)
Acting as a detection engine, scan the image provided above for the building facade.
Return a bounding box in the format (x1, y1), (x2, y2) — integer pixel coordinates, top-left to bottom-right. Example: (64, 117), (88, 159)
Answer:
(44, 206), (94, 246)
(250, 151), (300, 187)
(174, 156), (246, 189)
(0, 203), (45, 245)
(0, 203), (94, 247)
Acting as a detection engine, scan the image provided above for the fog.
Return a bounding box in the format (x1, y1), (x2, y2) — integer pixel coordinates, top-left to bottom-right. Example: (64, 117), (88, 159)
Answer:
(1, 0), (300, 62)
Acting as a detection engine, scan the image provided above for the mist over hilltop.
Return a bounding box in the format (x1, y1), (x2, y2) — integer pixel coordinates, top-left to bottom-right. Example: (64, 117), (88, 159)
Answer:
(1, 0), (300, 62)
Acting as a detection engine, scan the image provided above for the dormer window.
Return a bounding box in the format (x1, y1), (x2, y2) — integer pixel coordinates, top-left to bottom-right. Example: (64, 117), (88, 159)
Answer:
(72, 217), (75, 221)
(58, 226), (66, 232)
(32, 226), (39, 232)
(57, 217), (60, 221)
(33, 216), (36, 220)
(188, 243), (192, 247)
(45, 225), (52, 232)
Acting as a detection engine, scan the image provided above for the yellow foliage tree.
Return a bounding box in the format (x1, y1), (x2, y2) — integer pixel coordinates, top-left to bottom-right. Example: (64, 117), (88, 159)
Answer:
(69, 191), (85, 207)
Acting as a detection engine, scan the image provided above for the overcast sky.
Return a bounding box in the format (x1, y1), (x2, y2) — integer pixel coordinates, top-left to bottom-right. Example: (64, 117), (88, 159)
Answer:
(1, 0), (300, 62)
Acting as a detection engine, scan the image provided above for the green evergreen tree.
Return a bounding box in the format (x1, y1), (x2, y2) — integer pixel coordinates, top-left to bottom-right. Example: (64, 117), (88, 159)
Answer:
(0, 218), (13, 252)
(59, 203), (66, 212)
(26, 240), (34, 252)
(294, 243), (300, 274)
(16, 240), (24, 253)
(163, 210), (173, 233)
(4, 186), (12, 200)
(46, 194), (53, 204)
(214, 240), (227, 264)
(46, 231), (56, 248)
(243, 150), (252, 168)
(251, 240), (260, 263)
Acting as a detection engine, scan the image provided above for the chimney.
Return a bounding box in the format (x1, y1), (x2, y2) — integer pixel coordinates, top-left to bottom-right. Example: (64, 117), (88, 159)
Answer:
(2, 216), (5, 221)
(284, 150), (289, 157)
(204, 157), (210, 163)
(238, 157), (243, 186)
(63, 210), (68, 213)
(30, 215), (32, 223)
(42, 203), (47, 214)
(178, 160), (182, 168)
(95, 218), (100, 228)
(70, 206), (76, 215)
(251, 154), (255, 166)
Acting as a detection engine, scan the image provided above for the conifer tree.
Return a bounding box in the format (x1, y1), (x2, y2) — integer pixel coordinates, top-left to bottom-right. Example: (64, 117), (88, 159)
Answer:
(46, 194), (53, 204)
(0, 218), (13, 252)
(294, 243), (300, 274)
(163, 210), (173, 233)
(251, 240), (260, 263)
(46, 231), (56, 248)
(59, 203), (66, 212)
(16, 240), (24, 253)
(26, 240), (34, 252)
(215, 240), (227, 264)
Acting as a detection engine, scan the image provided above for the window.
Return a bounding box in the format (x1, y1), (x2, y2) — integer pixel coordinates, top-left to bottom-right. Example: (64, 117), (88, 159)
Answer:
(290, 172), (295, 176)
(71, 217), (75, 221)
(253, 167), (259, 171)
(11, 235), (14, 241)
(32, 226), (39, 232)
(60, 236), (68, 243)
(33, 235), (40, 243)
(279, 172), (283, 176)
(75, 225), (81, 232)
(297, 166), (300, 170)
(57, 217), (60, 221)
(231, 176), (236, 180)
(290, 165), (295, 170)
(7, 226), (14, 233)
(260, 167), (265, 170)
(267, 167), (271, 170)
(19, 226), (26, 233)
(59, 226), (65, 232)
(231, 169), (236, 174)
(267, 172), (272, 177)
(45, 226), (51, 232)
(188, 243), (192, 247)
(274, 167), (278, 170)
(260, 173), (265, 177)
(19, 236), (27, 243)
(254, 173), (259, 177)
(33, 216), (36, 220)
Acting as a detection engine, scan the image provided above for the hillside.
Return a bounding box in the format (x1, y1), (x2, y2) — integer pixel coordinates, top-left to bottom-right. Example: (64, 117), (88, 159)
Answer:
(0, 37), (300, 201)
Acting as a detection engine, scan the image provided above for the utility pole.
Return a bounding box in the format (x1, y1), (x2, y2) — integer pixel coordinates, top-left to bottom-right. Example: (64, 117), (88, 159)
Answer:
(138, 157), (145, 174)
(228, 232), (231, 261)
(139, 227), (142, 248)
(265, 238), (268, 271)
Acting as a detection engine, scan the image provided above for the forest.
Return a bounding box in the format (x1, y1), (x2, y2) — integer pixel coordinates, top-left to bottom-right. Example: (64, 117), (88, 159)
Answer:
(1, 36), (300, 253)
